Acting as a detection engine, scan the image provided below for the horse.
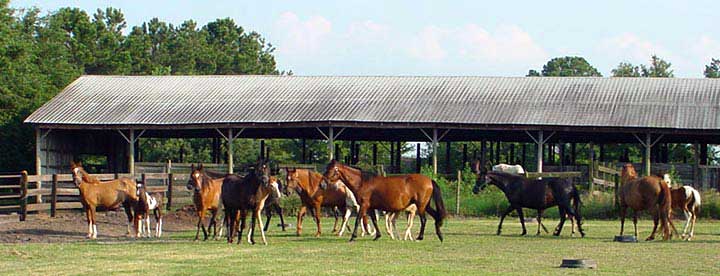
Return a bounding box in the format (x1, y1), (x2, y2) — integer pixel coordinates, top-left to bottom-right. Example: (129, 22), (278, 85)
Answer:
(133, 183), (164, 238)
(663, 176), (702, 240)
(489, 162), (579, 237)
(187, 164), (224, 241)
(285, 168), (352, 237)
(261, 180), (287, 233)
(222, 159), (281, 245)
(618, 164), (673, 241)
(70, 161), (139, 239)
(472, 165), (585, 237)
(321, 160), (447, 242)
(327, 179), (378, 237)
(385, 204), (418, 241)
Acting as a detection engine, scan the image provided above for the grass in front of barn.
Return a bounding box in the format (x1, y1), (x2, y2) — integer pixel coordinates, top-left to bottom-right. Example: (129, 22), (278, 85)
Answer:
(1, 218), (719, 275)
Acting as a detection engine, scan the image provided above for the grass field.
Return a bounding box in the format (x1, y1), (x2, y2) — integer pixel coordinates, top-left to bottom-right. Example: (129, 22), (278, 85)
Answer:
(1, 218), (719, 275)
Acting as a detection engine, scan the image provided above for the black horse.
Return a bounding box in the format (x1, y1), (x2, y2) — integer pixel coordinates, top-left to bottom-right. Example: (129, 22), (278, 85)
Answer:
(472, 169), (585, 237)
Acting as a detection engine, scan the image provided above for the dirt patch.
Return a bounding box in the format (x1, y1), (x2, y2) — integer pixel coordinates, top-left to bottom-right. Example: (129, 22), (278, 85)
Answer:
(0, 206), (202, 243)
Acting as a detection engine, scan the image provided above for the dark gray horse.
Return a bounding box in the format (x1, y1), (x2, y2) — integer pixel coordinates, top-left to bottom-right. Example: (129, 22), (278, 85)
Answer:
(472, 169), (585, 237)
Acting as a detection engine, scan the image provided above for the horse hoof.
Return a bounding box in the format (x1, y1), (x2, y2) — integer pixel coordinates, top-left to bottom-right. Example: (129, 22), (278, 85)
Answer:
(314, 233), (321, 238)
(373, 236), (381, 241)
(645, 237), (654, 241)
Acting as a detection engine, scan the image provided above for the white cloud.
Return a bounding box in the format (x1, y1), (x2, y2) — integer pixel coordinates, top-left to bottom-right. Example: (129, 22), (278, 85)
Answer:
(408, 25), (448, 61)
(598, 33), (669, 63)
(274, 11), (332, 54)
(691, 35), (720, 62)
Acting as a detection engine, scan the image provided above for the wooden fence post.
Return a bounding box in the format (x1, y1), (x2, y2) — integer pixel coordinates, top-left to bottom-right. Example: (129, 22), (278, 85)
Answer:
(141, 173), (147, 186)
(456, 170), (461, 216)
(51, 174), (58, 218)
(20, 171), (28, 222)
(166, 173), (173, 211)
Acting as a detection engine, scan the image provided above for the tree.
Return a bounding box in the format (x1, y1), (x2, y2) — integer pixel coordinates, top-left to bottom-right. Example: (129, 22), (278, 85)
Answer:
(526, 69), (540, 77)
(611, 62), (641, 77)
(640, 55), (673, 77)
(704, 58), (720, 78)
(529, 56), (602, 77)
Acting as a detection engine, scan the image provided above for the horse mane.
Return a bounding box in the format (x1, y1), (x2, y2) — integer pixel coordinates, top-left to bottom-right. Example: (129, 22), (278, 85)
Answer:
(341, 164), (378, 181)
(78, 167), (100, 184)
(621, 164), (638, 184)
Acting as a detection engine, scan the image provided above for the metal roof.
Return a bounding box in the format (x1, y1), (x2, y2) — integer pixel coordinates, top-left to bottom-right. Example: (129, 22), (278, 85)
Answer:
(24, 75), (720, 131)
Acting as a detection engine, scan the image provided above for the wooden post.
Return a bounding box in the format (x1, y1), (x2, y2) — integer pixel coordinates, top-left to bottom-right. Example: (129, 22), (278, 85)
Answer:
(462, 144), (468, 169)
(35, 128), (42, 203)
(129, 129), (135, 175)
(327, 127), (335, 161)
(480, 141), (487, 168)
(559, 142), (565, 170)
(20, 171), (28, 222)
(389, 142), (395, 172)
(494, 142), (501, 164)
(456, 170), (461, 216)
(571, 143), (577, 166)
(355, 143), (361, 164)
(537, 131), (544, 173)
(644, 134), (651, 176)
(166, 173), (173, 211)
(416, 143), (422, 173)
(51, 174), (58, 218)
(588, 142), (595, 191)
(693, 144), (700, 186)
(445, 141), (452, 174)
(301, 139), (307, 163)
(521, 144), (527, 168)
(700, 144), (708, 165)
(141, 173), (147, 188)
(227, 129), (234, 174)
(260, 140), (266, 160)
(488, 141), (494, 165)
(432, 129), (438, 175)
(599, 144), (605, 162)
(372, 143), (378, 166)
(395, 141), (402, 173)
(335, 144), (341, 163)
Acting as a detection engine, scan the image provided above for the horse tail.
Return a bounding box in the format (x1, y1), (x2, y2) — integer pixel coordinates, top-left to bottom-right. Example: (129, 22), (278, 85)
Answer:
(572, 185), (581, 214)
(430, 180), (448, 226)
(657, 181), (673, 240)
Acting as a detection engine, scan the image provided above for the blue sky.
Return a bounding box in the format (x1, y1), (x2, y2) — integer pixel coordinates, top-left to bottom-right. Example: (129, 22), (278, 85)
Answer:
(15, 0), (720, 77)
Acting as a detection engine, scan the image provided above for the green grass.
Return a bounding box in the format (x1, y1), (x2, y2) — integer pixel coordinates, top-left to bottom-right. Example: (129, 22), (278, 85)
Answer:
(1, 218), (719, 275)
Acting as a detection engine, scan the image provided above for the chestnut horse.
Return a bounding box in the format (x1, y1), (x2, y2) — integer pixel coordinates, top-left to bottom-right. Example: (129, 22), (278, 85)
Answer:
(322, 160), (447, 242)
(222, 159), (281, 245)
(187, 164), (224, 241)
(70, 161), (138, 239)
(285, 168), (351, 237)
(618, 164), (673, 241)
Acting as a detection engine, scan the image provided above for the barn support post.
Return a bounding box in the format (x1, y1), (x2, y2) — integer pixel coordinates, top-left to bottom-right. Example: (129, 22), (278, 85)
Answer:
(526, 130), (555, 173)
(559, 142), (565, 170)
(215, 128), (244, 174)
(117, 129), (146, 176)
(571, 143), (577, 166)
(508, 144), (515, 164)
(389, 142), (395, 172)
(34, 128), (52, 203)
(462, 144), (468, 169)
(395, 141), (402, 173)
(420, 128), (450, 175)
(301, 139), (307, 163)
(521, 144), (527, 168)
(316, 127), (345, 162)
(260, 140), (266, 160)
(372, 143), (378, 165)
(633, 133), (664, 177)
(588, 142), (595, 191)
(480, 141), (487, 168)
(445, 141), (451, 174)
(416, 143), (422, 173)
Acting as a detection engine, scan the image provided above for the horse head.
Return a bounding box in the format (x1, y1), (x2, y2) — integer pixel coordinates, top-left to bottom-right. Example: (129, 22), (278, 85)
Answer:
(267, 176), (282, 200)
(284, 168), (302, 195)
(254, 159), (270, 187)
(70, 161), (84, 187)
(471, 160), (490, 194)
(187, 163), (205, 192)
(321, 160), (343, 190)
(621, 163), (638, 184)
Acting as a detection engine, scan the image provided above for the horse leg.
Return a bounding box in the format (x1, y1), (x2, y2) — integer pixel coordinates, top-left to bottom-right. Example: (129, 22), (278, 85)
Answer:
(564, 203), (585, 238)
(385, 212), (395, 240)
(350, 204), (370, 242)
(338, 207), (352, 237)
(633, 209), (639, 238)
(208, 209), (218, 240)
(332, 207), (340, 233)
(536, 209), (544, 236)
(276, 204), (286, 232)
(369, 209), (382, 241)
(85, 208), (92, 238)
(248, 208), (258, 245)
(569, 215), (576, 237)
(238, 209), (247, 244)
(554, 208), (567, 236)
(256, 201), (268, 245)
(681, 206), (691, 239)
(497, 205), (515, 236)
(689, 208), (697, 241)
(297, 206), (307, 236)
(124, 201), (134, 237)
(313, 203), (323, 237)
(392, 212), (401, 240)
(90, 208), (98, 239)
(263, 205), (272, 232)
(517, 208), (527, 236)
(405, 209), (416, 241)
(225, 209), (233, 243)
(619, 206), (627, 236)
(647, 211), (660, 241)
(416, 212), (427, 241)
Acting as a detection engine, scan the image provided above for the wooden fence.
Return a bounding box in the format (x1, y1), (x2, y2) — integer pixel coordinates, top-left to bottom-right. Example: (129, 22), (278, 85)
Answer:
(1, 172), (196, 221)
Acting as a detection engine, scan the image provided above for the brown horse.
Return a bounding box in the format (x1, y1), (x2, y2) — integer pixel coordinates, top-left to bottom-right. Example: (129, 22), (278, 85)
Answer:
(187, 164), (224, 241)
(618, 164), (673, 241)
(285, 168), (351, 237)
(71, 161), (138, 239)
(133, 183), (164, 238)
(322, 160), (447, 242)
(663, 175), (702, 240)
(222, 159), (281, 245)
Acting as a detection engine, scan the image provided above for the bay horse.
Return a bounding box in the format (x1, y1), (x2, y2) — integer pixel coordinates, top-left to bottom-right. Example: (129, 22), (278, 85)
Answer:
(618, 164), (673, 241)
(187, 164), (224, 241)
(663, 176), (702, 240)
(322, 160), (447, 242)
(222, 159), (281, 245)
(472, 168), (585, 237)
(70, 161), (138, 239)
(285, 168), (351, 237)
(133, 183), (164, 238)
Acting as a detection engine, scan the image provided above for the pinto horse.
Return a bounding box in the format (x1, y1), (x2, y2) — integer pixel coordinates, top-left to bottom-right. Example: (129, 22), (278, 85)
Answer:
(322, 160), (447, 242)
(618, 164), (673, 241)
(663, 175), (702, 240)
(133, 183), (164, 238)
(187, 164), (224, 241)
(71, 161), (138, 239)
(285, 168), (352, 237)
(222, 160), (281, 245)
(472, 168), (585, 237)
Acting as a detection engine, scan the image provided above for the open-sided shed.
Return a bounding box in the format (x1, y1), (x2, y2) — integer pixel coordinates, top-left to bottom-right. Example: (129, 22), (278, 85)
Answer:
(24, 75), (720, 179)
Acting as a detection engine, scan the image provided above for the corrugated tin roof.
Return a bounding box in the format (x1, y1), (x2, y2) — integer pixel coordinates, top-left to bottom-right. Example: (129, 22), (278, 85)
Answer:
(24, 75), (720, 130)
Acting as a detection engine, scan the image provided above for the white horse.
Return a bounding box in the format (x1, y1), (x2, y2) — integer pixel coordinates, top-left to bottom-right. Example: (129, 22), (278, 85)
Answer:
(492, 164), (526, 175)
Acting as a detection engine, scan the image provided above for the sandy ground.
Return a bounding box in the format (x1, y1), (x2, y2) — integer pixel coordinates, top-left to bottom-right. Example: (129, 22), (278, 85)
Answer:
(0, 206), (202, 243)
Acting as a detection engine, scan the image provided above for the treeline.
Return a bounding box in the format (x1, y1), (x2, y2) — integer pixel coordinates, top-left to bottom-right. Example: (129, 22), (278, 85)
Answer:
(0, 1), (281, 172)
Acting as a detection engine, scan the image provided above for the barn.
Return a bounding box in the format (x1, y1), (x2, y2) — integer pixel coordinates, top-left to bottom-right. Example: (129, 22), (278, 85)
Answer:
(24, 75), (720, 186)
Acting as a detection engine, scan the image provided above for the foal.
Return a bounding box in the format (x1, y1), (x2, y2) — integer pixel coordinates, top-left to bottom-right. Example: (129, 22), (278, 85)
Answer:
(71, 161), (138, 239)
(664, 176), (702, 240)
(133, 183), (164, 238)
(285, 168), (350, 237)
(187, 164), (224, 240)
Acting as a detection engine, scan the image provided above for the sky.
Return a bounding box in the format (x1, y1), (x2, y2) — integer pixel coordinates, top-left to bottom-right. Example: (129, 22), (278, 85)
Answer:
(14, 0), (720, 77)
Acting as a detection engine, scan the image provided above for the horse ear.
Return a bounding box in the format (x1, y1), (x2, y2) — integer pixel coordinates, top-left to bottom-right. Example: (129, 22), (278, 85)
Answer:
(199, 163), (204, 170)
(472, 160), (480, 173)
(191, 164), (195, 171)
